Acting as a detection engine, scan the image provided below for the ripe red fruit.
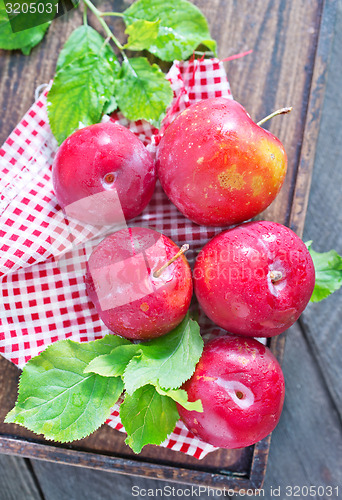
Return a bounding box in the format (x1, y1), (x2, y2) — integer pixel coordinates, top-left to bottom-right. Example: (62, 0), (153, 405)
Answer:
(52, 122), (156, 225)
(156, 97), (287, 226)
(194, 221), (315, 337)
(177, 335), (285, 449)
(85, 227), (193, 340)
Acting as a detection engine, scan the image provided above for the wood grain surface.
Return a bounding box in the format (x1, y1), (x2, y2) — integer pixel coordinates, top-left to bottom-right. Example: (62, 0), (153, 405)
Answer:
(300, 5), (342, 423)
(0, 454), (43, 500)
(0, 0), (341, 494)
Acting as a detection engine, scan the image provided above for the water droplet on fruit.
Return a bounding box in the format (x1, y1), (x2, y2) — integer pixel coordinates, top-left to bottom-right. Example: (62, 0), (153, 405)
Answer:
(262, 233), (277, 243)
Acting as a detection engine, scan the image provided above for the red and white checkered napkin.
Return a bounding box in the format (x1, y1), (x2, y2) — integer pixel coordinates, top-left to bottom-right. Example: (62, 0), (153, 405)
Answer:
(0, 57), (232, 459)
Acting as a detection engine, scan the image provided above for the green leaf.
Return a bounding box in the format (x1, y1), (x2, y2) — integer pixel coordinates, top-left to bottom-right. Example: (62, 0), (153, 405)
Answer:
(124, 315), (203, 394)
(102, 95), (118, 115)
(123, 0), (216, 62)
(5, 336), (124, 442)
(306, 241), (342, 302)
(114, 57), (173, 127)
(156, 386), (203, 412)
(48, 53), (117, 145)
(120, 385), (179, 453)
(124, 19), (160, 51)
(0, 0), (50, 54)
(47, 27), (120, 145)
(84, 344), (141, 377)
(56, 25), (116, 71)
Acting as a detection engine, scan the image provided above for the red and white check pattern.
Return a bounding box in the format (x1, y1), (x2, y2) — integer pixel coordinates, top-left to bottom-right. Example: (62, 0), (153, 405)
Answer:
(0, 57), (232, 460)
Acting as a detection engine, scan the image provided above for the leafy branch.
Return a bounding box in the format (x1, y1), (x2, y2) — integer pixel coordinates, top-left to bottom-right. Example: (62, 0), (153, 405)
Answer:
(0, 0), (217, 144)
(82, 0), (126, 54)
(5, 315), (204, 453)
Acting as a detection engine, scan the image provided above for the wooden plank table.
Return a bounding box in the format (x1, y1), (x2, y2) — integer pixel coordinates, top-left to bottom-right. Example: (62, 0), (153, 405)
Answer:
(0, 0), (340, 494)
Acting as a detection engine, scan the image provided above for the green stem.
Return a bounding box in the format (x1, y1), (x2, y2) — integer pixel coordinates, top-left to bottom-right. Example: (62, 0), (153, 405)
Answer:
(257, 107), (293, 127)
(82, 0), (125, 52)
(83, 3), (87, 25)
(194, 50), (215, 56)
(99, 12), (125, 18)
(100, 35), (111, 52)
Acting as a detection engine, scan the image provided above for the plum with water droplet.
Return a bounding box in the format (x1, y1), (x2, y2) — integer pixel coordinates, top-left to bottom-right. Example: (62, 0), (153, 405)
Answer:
(177, 334), (285, 448)
(52, 122), (156, 225)
(194, 220), (315, 337)
(156, 97), (287, 226)
(85, 227), (193, 339)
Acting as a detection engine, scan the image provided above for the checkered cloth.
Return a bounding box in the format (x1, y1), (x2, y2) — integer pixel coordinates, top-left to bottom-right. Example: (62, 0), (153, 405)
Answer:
(0, 57), (233, 459)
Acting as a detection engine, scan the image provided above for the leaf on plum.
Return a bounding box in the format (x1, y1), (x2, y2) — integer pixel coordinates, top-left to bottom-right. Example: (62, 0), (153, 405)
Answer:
(156, 386), (203, 412)
(102, 95), (118, 115)
(120, 385), (179, 453)
(114, 57), (173, 127)
(123, 314), (203, 394)
(5, 336), (124, 442)
(84, 343), (141, 378)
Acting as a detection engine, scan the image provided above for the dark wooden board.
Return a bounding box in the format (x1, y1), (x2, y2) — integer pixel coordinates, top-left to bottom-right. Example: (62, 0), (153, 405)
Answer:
(0, 0), (337, 492)
(25, 324), (342, 499)
(264, 322), (342, 492)
(300, 4), (342, 422)
(0, 454), (43, 500)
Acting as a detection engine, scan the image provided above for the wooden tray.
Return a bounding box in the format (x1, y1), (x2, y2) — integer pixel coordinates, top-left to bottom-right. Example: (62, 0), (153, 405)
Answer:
(0, 0), (337, 492)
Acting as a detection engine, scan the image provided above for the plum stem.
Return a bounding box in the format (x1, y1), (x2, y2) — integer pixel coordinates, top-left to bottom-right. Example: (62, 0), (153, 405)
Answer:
(153, 244), (189, 278)
(270, 270), (283, 283)
(257, 107), (293, 127)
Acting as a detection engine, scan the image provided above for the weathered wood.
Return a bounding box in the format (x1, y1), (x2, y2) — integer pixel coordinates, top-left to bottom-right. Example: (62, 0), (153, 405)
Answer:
(0, 0), (338, 492)
(30, 460), (236, 500)
(0, 433), (257, 491)
(288, 0), (338, 238)
(32, 461), (191, 500)
(0, 454), (43, 500)
(300, 0), (342, 421)
(264, 322), (342, 492)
